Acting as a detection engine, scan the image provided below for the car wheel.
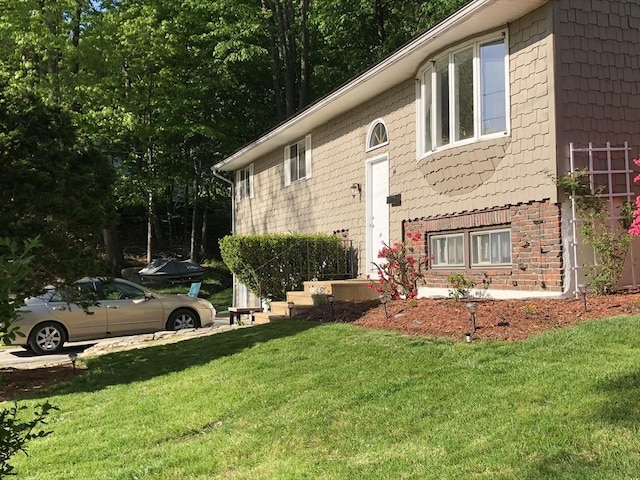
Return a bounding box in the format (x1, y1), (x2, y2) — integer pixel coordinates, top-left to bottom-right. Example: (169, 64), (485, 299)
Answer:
(167, 308), (199, 330)
(28, 322), (66, 355)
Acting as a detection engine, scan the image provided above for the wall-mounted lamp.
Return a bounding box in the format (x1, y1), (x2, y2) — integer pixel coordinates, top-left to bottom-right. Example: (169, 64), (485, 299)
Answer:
(350, 183), (361, 198)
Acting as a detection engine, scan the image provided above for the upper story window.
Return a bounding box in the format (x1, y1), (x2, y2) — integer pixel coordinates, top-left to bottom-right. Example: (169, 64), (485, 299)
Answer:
(418, 31), (508, 158)
(236, 164), (253, 200)
(366, 119), (389, 151)
(284, 135), (312, 186)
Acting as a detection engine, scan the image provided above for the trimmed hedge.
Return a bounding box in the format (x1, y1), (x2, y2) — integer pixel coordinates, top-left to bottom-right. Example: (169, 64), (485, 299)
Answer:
(219, 234), (352, 300)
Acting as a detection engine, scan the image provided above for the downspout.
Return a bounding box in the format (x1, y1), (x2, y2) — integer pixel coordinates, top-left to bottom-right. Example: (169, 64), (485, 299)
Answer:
(212, 168), (236, 307)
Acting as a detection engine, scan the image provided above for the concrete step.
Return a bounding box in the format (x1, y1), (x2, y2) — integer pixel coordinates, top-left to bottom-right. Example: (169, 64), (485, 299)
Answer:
(285, 291), (327, 306)
(255, 301), (316, 324)
(304, 279), (377, 301)
(253, 312), (290, 324)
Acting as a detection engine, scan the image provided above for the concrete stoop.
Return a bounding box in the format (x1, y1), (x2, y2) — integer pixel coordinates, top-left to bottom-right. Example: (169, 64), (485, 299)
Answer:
(252, 279), (377, 324)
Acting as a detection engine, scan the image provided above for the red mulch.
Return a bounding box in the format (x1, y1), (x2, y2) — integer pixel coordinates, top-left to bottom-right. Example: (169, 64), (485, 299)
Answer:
(293, 292), (640, 342)
(0, 365), (79, 403)
(3, 292), (639, 403)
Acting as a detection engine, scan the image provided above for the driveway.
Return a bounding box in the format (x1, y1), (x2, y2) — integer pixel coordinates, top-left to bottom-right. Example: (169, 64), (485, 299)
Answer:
(0, 318), (241, 369)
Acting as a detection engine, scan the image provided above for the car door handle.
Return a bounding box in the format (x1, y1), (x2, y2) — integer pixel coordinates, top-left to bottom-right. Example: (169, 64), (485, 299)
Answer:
(52, 306), (67, 311)
(106, 305), (119, 309)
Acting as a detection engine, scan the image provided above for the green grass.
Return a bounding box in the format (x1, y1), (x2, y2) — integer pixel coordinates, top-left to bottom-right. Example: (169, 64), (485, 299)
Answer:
(9, 315), (640, 479)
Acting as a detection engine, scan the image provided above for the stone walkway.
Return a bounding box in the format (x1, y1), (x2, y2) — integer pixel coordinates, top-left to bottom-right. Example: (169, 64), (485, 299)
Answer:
(83, 318), (246, 357)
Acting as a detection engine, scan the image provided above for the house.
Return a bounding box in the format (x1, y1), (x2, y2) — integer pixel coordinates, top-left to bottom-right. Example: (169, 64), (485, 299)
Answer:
(214, 0), (640, 306)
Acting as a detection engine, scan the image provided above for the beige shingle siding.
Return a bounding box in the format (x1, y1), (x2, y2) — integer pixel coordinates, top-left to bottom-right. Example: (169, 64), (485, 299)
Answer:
(554, 0), (640, 166)
(235, 4), (558, 277)
(414, 3), (557, 219)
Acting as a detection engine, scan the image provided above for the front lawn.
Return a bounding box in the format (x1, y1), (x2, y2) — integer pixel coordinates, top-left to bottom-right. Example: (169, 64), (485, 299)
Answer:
(9, 316), (640, 479)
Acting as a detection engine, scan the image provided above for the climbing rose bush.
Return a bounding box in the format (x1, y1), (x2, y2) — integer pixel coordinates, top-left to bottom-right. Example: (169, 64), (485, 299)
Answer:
(369, 232), (429, 300)
(629, 158), (640, 235)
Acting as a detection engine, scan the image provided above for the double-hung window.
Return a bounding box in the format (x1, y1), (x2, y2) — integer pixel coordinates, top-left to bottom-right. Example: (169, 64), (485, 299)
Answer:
(431, 233), (465, 267)
(470, 229), (511, 266)
(284, 135), (312, 186)
(419, 32), (508, 156)
(236, 164), (253, 200)
(430, 228), (512, 268)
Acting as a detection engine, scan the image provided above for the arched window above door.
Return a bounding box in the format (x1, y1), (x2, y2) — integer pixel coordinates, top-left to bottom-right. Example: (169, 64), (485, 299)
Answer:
(366, 119), (389, 152)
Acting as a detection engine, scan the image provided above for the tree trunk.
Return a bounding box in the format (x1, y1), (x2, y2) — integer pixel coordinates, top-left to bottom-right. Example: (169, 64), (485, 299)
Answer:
(299, 0), (310, 109)
(103, 227), (125, 276)
(200, 207), (208, 261)
(190, 184), (199, 261)
(147, 190), (153, 264)
(272, 0), (297, 117)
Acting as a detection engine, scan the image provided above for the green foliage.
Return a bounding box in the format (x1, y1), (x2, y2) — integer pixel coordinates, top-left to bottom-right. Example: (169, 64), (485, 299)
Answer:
(0, 84), (114, 288)
(0, 237), (41, 343)
(0, 401), (57, 478)
(219, 234), (350, 300)
(554, 170), (631, 294)
(447, 272), (475, 300)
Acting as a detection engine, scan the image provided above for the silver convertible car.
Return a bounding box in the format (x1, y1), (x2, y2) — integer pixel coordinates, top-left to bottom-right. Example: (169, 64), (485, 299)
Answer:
(13, 278), (216, 355)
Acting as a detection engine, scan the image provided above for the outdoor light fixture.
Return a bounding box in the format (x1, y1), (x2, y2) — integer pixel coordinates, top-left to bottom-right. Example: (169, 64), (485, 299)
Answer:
(69, 351), (78, 375)
(350, 183), (361, 198)
(287, 301), (295, 319)
(465, 301), (478, 332)
(379, 295), (389, 318)
(327, 294), (335, 321)
(578, 283), (588, 312)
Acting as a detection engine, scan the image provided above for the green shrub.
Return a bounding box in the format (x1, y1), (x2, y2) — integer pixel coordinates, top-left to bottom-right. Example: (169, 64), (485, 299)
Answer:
(219, 234), (351, 300)
(447, 273), (475, 300)
(1, 402), (57, 478)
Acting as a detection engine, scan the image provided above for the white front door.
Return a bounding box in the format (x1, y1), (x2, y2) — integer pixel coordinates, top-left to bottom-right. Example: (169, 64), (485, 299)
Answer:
(366, 155), (389, 277)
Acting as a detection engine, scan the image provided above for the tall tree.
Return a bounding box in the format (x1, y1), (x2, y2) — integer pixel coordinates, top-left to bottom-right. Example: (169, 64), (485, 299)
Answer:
(0, 84), (114, 288)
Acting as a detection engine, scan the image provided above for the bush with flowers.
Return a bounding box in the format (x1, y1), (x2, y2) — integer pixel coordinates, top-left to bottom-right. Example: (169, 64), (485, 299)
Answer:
(369, 232), (429, 300)
(629, 158), (640, 236)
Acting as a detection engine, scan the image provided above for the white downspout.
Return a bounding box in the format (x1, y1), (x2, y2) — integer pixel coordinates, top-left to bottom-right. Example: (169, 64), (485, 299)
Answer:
(212, 168), (236, 307)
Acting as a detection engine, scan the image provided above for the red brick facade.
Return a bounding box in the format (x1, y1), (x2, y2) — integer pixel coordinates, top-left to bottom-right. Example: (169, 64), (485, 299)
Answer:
(403, 200), (564, 293)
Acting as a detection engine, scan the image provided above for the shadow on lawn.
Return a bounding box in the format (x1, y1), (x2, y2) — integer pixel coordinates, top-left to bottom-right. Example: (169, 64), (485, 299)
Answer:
(593, 369), (640, 426)
(27, 321), (322, 400)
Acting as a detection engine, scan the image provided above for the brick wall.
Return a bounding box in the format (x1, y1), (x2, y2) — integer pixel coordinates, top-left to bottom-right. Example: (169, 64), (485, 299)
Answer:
(404, 200), (563, 293)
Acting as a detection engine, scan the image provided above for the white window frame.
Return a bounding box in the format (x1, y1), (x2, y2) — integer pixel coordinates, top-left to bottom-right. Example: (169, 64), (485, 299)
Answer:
(430, 233), (465, 268)
(284, 134), (312, 186)
(470, 229), (512, 266)
(236, 164), (254, 200)
(365, 119), (389, 152)
(417, 30), (509, 159)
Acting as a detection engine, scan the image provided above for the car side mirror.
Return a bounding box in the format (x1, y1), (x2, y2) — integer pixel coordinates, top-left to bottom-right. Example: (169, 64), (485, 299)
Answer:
(132, 293), (153, 305)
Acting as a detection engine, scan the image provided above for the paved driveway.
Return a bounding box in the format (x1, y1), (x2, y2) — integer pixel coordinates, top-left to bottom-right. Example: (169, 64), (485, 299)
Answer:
(0, 318), (239, 369)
